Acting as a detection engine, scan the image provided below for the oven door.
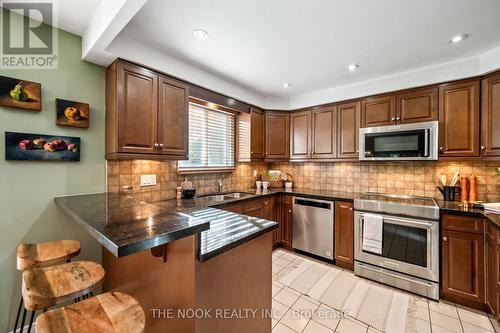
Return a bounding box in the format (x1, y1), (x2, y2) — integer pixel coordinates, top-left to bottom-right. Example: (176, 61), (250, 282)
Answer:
(354, 211), (439, 282)
(359, 121), (438, 160)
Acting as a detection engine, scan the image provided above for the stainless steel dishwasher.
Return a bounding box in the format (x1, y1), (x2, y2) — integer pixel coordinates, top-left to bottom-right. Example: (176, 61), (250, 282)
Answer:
(292, 197), (334, 260)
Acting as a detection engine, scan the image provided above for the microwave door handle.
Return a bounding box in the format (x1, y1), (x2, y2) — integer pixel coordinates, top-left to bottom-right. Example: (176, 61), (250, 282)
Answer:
(423, 129), (429, 157)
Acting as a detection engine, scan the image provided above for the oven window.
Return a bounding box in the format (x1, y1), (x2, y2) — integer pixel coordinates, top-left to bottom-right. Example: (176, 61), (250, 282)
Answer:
(380, 223), (427, 267)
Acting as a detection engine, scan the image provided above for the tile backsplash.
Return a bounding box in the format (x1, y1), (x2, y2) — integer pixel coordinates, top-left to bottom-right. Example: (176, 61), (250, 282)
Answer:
(271, 161), (500, 202)
(107, 160), (500, 202)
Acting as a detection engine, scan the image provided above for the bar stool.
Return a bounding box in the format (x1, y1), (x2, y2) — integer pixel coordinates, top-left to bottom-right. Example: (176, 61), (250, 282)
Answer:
(36, 292), (145, 333)
(14, 240), (81, 332)
(21, 261), (105, 333)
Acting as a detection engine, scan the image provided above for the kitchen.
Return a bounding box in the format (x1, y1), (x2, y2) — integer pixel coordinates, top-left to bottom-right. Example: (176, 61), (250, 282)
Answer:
(1, 1), (500, 333)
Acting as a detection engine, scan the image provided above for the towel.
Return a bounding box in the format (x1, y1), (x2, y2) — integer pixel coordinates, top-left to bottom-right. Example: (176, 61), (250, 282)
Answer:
(362, 213), (383, 255)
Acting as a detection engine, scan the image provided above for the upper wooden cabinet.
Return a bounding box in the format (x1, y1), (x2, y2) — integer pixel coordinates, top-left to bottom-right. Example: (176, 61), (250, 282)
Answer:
(438, 80), (480, 157)
(361, 95), (396, 127)
(250, 107), (265, 160)
(397, 87), (438, 124)
(337, 101), (361, 159)
(265, 112), (289, 160)
(312, 106), (337, 159)
(290, 110), (312, 159)
(481, 73), (500, 157)
(290, 107), (337, 160)
(106, 60), (189, 160)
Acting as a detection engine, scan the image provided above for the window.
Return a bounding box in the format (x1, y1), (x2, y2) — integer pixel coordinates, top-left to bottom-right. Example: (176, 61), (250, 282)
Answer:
(178, 103), (235, 171)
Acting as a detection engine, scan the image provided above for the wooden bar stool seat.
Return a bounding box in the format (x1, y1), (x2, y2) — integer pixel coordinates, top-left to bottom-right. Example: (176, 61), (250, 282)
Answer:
(36, 292), (145, 333)
(22, 261), (105, 311)
(17, 240), (81, 271)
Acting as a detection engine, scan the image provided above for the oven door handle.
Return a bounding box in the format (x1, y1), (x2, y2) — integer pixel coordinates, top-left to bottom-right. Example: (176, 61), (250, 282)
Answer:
(423, 129), (430, 157)
(357, 263), (433, 287)
(357, 214), (435, 229)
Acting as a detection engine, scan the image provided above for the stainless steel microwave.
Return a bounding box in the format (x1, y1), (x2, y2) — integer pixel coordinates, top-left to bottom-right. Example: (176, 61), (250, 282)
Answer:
(359, 121), (438, 161)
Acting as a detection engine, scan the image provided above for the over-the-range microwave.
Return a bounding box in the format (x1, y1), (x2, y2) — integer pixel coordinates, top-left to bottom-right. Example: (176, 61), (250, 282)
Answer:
(359, 121), (438, 161)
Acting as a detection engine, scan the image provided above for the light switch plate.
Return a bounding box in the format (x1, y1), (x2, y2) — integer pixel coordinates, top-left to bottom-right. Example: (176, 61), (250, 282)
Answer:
(140, 174), (157, 187)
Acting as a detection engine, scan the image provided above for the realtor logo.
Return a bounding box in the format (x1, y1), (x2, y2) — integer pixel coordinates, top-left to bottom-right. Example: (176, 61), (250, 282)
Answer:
(1, 1), (58, 69)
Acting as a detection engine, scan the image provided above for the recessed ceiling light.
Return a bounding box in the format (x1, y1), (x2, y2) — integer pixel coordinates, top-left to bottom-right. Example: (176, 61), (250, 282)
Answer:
(347, 64), (359, 71)
(193, 29), (208, 40)
(448, 34), (468, 43)
(283, 82), (292, 88)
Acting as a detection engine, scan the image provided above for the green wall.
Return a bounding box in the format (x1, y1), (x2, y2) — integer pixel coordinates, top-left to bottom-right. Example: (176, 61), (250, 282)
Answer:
(0, 24), (106, 330)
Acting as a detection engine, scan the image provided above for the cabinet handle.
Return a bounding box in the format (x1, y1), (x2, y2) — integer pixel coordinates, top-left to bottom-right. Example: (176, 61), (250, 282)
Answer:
(339, 205), (349, 209)
(442, 236), (447, 242)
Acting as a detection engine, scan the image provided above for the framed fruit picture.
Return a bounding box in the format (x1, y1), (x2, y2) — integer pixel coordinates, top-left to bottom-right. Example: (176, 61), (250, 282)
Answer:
(0, 75), (42, 111)
(5, 131), (81, 161)
(56, 98), (89, 128)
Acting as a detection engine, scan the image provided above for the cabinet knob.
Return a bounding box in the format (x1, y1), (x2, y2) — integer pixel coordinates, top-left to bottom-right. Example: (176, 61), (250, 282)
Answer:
(442, 236), (447, 242)
(349, 208), (353, 211)
(396, 117), (401, 121)
(159, 143), (164, 149)
(264, 202), (268, 205)
(154, 143), (159, 148)
(288, 210), (292, 213)
(391, 117), (396, 121)
(481, 145), (486, 151)
(439, 147), (444, 153)
(251, 151), (254, 154)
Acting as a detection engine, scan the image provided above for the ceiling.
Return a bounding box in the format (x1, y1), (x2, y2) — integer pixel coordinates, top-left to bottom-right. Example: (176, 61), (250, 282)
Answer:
(120, 0), (500, 98)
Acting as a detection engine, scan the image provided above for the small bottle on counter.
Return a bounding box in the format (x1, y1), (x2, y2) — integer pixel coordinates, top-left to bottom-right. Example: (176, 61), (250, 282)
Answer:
(176, 186), (182, 200)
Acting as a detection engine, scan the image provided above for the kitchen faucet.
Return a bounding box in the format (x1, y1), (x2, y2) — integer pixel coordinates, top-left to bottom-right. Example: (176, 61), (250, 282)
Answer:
(217, 177), (224, 193)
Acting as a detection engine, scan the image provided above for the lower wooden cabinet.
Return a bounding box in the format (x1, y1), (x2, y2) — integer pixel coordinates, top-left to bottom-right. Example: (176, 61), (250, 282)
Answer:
(220, 202), (243, 214)
(281, 196), (293, 247)
(243, 198), (264, 218)
(441, 214), (485, 310)
(334, 201), (354, 270)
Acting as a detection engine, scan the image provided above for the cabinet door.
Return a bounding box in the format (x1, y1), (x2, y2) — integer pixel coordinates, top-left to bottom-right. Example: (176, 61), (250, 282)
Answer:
(481, 74), (500, 157)
(265, 112), (289, 160)
(290, 110), (312, 159)
(337, 101), (361, 159)
(244, 198), (264, 218)
(281, 203), (293, 247)
(250, 107), (265, 159)
(157, 75), (189, 157)
(334, 201), (354, 270)
(117, 61), (158, 154)
(312, 106), (337, 159)
(486, 225), (498, 315)
(361, 95), (396, 127)
(442, 229), (485, 306)
(397, 87), (438, 124)
(438, 80), (480, 157)
(221, 202), (244, 214)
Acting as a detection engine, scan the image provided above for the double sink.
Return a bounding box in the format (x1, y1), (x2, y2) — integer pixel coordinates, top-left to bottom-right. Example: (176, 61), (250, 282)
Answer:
(197, 192), (254, 203)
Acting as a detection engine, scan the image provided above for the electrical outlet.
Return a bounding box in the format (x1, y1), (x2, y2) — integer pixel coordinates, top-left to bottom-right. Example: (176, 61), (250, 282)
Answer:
(140, 174), (157, 187)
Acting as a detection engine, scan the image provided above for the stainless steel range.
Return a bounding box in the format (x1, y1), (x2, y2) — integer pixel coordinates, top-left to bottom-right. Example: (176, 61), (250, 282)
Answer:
(354, 192), (440, 300)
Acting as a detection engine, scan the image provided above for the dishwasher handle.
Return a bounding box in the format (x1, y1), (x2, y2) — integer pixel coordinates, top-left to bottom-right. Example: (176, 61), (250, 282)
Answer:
(294, 198), (332, 210)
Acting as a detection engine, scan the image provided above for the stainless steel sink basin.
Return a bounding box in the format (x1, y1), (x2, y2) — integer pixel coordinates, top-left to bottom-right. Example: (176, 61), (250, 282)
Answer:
(198, 192), (254, 202)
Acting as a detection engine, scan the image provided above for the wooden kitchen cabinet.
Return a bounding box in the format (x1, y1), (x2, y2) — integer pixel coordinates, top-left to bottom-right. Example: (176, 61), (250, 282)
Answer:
(312, 106), (337, 159)
(334, 201), (354, 270)
(106, 59), (189, 160)
(438, 80), (480, 157)
(442, 214), (485, 310)
(265, 112), (289, 160)
(220, 201), (244, 214)
(485, 222), (498, 316)
(243, 198), (264, 218)
(250, 107), (265, 160)
(361, 95), (396, 127)
(481, 73), (500, 157)
(290, 110), (312, 160)
(263, 196), (281, 247)
(337, 101), (361, 159)
(281, 196), (293, 247)
(397, 87), (438, 124)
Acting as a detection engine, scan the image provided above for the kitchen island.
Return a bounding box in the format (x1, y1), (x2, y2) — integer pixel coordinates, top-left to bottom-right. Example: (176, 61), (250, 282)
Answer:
(55, 193), (278, 333)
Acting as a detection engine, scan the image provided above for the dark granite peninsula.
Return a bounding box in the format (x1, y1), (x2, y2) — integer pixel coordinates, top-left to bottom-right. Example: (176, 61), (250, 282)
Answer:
(55, 192), (278, 333)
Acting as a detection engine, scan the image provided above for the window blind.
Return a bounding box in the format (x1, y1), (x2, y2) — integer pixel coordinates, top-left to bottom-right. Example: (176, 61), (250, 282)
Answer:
(178, 103), (235, 171)
(237, 112), (251, 162)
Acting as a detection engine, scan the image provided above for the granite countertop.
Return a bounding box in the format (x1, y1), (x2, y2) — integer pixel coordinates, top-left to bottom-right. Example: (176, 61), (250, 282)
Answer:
(438, 200), (500, 228)
(55, 188), (359, 260)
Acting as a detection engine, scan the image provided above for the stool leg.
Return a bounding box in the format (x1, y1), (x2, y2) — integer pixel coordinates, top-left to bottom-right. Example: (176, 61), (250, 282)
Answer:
(13, 297), (22, 332)
(18, 308), (27, 333)
(27, 311), (35, 333)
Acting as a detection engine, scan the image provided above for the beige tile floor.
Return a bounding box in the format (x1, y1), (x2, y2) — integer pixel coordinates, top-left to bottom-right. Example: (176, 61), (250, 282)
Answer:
(272, 249), (499, 333)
